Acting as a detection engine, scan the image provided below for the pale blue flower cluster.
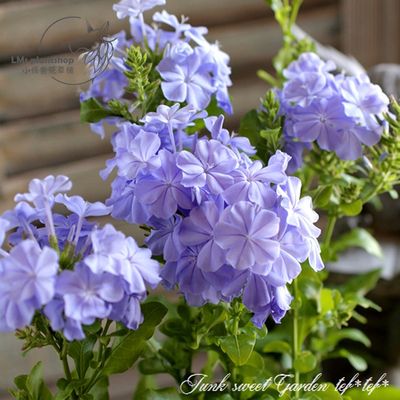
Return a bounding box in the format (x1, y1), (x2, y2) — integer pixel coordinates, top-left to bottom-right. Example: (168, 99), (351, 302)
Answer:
(278, 52), (390, 170)
(81, 0), (233, 139)
(103, 105), (323, 327)
(0, 176), (160, 340)
(82, 0), (325, 328)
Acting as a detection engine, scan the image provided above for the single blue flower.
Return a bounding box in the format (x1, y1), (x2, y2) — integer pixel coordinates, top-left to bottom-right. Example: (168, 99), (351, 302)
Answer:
(0, 240), (59, 307)
(115, 130), (161, 179)
(282, 71), (333, 108)
(157, 47), (215, 111)
(283, 52), (336, 80)
(222, 158), (286, 208)
(145, 215), (185, 262)
(15, 175), (72, 210)
(341, 75), (389, 130)
(292, 97), (354, 150)
(214, 201), (280, 270)
(135, 150), (194, 219)
(56, 263), (125, 323)
(177, 139), (238, 194)
(180, 202), (226, 272)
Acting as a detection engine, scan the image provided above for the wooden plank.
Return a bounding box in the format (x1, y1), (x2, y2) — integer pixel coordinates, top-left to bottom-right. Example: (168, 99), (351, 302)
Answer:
(341, 0), (400, 68)
(0, 110), (112, 176)
(0, 0), (337, 62)
(0, 52), (89, 122)
(0, 5), (339, 122)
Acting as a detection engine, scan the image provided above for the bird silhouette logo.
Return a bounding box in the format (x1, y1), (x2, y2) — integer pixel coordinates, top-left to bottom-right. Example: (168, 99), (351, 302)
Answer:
(69, 20), (117, 83)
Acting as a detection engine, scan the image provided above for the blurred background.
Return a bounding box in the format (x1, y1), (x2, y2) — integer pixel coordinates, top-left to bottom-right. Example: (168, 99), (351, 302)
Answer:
(0, 0), (400, 398)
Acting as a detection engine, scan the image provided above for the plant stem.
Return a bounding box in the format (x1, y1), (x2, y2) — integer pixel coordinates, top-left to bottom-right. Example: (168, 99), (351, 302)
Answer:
(60, 340), (78, 400)
(292, 278), (300, 400)
(289, 0), (304, 29)
(323, 215), (337, 248)
(61, 341), (71, 381)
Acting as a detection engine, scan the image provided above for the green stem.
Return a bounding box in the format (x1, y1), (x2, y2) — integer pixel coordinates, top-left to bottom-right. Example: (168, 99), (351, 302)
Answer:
(60, 341), (78, 400)
(84, 321), (113, 394)
(362, 176), (387, 205)
(292, 278), (300, 400)
(323, 215), (337, 248)
(289, 0), (304, 29)
(61, 341), (71, 381)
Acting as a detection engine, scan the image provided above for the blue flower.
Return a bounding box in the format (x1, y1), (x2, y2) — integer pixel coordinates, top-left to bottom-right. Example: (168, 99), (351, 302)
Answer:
(292, 97), (354, 150)
(157, 47), (215, 111)
(283, 52), (336, 80)
(0, 240), (59, 307)
(214, 201), (280, 270)
(115, 130), (161, 179)
(145, 215), (185, 262)
(180, 202), (226, 272)
(135, 150), (194, 219)
(222, 159), (285, 208)
(44, 298), (85, 341)
(177, 139), (238, 194)
(205, 115), (256, 156)
(15, 175), (72, 210)
(113, 0), (166, 19)
(56, 263), (125, 324)
(341, 75), (389, 130)
(281, 71), (333, 108)
(83, 224), (127, 275)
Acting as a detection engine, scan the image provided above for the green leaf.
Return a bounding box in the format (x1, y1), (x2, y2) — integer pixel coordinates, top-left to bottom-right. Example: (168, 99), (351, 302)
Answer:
(344, 293), (382, 311)
(218, 334), (256, 366)
(346, 386), (400, 400)
(310, 185), (333, 208)
(89, 376), (109, 400)
(10, 375), (29, 400)
(338, 349), (368, 371)
(320, 288), (335, 316)
(262, 340), (292, 355)
(8, 388), (19, 400)
(13, 375), (28, 392)
(81, 395), (95, 400)
(137, 358), (166, 375)
(327, 328), (371, 348)
(340, 199), (363, 216)
(132, 375), (157, 399)
(68, 334), (97, 380)
(239, 109), (264, 148)
(80, 98), (116, 124)
(159, 318), (188, 339)
(26, 362), (52, 400)
(332, 228), (384, 259)
(293, 351), (317, 373)
(134, 387), (181, 400)
(341, 269), (381, 297)
(56, 379), (69, 391)
(298, 276), (323, 314)
(54, 380), (87, 400)
(83, 319), (102, 334)
(238, 351), (265, 377)
(389, 189), (399, 199)
(101, 302), (168, 377)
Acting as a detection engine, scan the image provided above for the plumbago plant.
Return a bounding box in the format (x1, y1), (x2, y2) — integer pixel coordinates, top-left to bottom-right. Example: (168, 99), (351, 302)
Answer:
(3, 1), (400, 400)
